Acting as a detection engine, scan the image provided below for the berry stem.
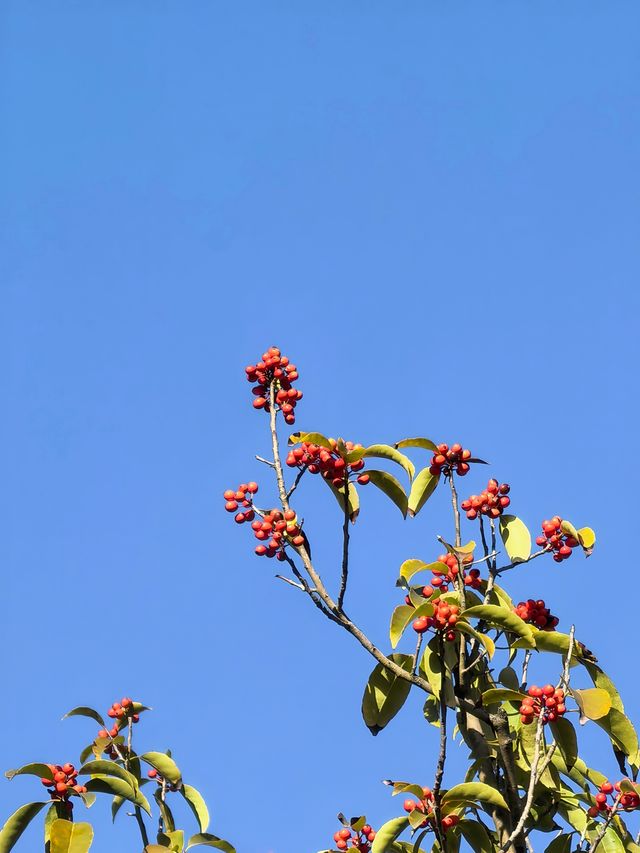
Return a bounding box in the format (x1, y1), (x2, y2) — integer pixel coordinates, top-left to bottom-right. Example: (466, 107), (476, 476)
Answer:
(337, 471), (350, 612)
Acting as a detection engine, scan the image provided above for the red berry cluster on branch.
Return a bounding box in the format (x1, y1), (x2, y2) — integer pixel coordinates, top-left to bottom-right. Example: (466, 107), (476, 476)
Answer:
(587, 781), (640, 817)
(223, 482), (259, 522)
(147, 767), (180, 793)
(514, 599), (559, 631)
(252, 508), (304, 558)
(286, 439), (369, 487)
(97, 698), (140, 759)
(413, 600), (460, 642)
(40, 763), (87, 809)
(331, 823), (376, 851)
(245, 347), (302, 425)
(429, 443), (471, 477)
(519, 685), (566, 725)
(402, 789), (460, 832)
(535, 517), (579, 562)
(421, 553), (482, 596)
(461, 479), (510, 520)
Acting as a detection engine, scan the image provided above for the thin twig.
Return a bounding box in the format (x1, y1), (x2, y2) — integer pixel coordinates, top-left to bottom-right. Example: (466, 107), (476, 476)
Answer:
(255, 455), (276, 468)
(588, 794), (623, 852)
(337, 471), (350, 612)
(286, 467), (306, 499)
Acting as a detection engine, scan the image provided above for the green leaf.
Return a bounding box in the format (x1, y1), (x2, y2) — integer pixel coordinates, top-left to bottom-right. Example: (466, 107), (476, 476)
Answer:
(61, 707), (106, 727)
(454, 622), (495, 659)
(5, 763), (54, 782)
(325, 479), (360, 523)
(390, 602), (433, 648)
(550, 718), (578, 771)
(49, 819), (94, 853)
(407, 467), (439, 517)
(572, 688), (612, 721)
(366, 470), (408, 517)
(78, 760), (138, 793)
(83, 777), (151, 815)
(158, 830), (184, 852)
(531, 630), (582, 659)
(498, 666), (521, 691)
(181, 785), (210, 833)
(186, 834), (236, 851)
(111, 795), (125, 823)
(584, 663), (625, 713)
(481, 688), (526, 705)
(371, 817), (410, 852)
(139, 753), (182, 786)
(442, 782), (508, 811)
(398, 559), (434, 584)
(498, 515), (531, 562)
(155, 792), (176, 834)
(395, 437), (439, 453)
(587, 827), (625, 853)
(460, 605), (535, 647)
(419, 637), (443, 699)
(0, 802), (47, 853)
(287, 431), (332, 449)
(594, 707), (640, 758)
(364, 445), (415, 481)
(543, 834), (572, 853)
(361, 654), (414, 735)
(458, 820), (494, 853)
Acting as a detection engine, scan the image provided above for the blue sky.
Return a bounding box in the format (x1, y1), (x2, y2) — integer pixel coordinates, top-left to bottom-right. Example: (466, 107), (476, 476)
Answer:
(2, 3), (639, 852)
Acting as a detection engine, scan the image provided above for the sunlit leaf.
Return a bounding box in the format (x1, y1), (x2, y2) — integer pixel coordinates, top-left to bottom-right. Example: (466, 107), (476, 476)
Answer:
(186, 833), (236, 851)
(5, 763), (54, 782)
(394, 437), (439, 453)
(49, 819), (94, 853)
(366, 470), (408, 517)
(361, 654), (413, 735)
(572, 688), (612, 722)
(460, 605), (535, 647)
(442, 782), (508, 811)
(181, 785), (210, 833)
(61, 707), (106, 727)
(288, 431), (332, 449)
(481, 688), (526, 705)
(364, 445), (415, 481)
(499, 515), (531, 562)
(84, 777), (151, 815)
(371, 817), (409, 852)
(0, 802), (47, 853)
(407, 468), (439, 517)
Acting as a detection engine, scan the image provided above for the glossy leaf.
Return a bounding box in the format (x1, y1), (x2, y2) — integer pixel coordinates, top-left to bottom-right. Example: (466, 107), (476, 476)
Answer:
(139, 753), (182, 786)
(49, 819), (94, 853)
(62, 707), (106, 727)
(587, 827), (625, 853)
(186, 834), (236, 851)
(594, 707), (640, 758)
(5, 763), (54, 782)
(407, 467), (439, 517)
(395, 437), (438, 453)
(460, 605), (535, 647)
(78, 760), (138, 793)
(366, 470), (408, 517)
(288, 431), (332, 449)
(442, 782), (508, 811)
(498, 515), (531, 562)
(84, 777), (151, 815)
(390, 605), (418, 649)
(398, 559), (434, 584)
(181, 785), (210, 833)
(419, 637), (443, 699)
(361, 654), (413, 735)
(364, 445), (415, 481)
(455, 622), (495, 659)
(371, 817), (409, 852)
(0, 802), (47, 853)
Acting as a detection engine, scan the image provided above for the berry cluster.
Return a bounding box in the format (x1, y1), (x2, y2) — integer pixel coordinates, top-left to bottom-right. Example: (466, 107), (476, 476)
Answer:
(97, 698), (140, 759)
(423, 553), (481, 596)
(535, 517), (578, 563)
(514, 599), (559, 631)
(331, 823), (376, 851)
(40, 764), (87, 810)
(429, 443), (472, 477)
(147, 767), (180, 793)
(286, 439), (369, 487)
(223, 482), (259, 522)
(403, 788), (460, 832)
(587, 781), (640, 818)
(413, 600), (460, 642)
(245, 347), (302, 425)
(252, 508), (304, 558)
(519, 685), (566, 725)
(461, 480), (510, 520)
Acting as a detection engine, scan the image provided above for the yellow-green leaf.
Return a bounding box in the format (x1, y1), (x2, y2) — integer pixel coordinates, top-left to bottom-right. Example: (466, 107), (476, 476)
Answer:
(395, 437), (439, 453)
(572, 688), (612, 722)
(364, 445), (415, 481)
(442, 782), (508, 811)
(455, 622), (495, 659)
(0, 802), (47, 853)
(460, 605), (535, 647)
(371, 817), (409, 852)
(499, 515), (531, 562)
(181, 785), (210, 833)
(186, 834), (236, 851)
(361, 654), (414, 735)
(481, 688), (526, 705)
(366, 470), (408, 517)
(287, 431), (332, 449)
(407, 467), (439, 517)
(49, 819), (94, 853)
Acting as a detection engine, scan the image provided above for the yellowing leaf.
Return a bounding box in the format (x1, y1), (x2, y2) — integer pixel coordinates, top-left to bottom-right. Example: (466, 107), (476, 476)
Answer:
(499, 515), (531, 562)
(572, 688), (612, 722)
(49, 819), (94, 853)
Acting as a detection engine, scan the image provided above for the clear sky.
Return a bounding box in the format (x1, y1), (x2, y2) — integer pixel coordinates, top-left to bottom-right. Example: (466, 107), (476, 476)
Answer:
(2, 3), (639, 852)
